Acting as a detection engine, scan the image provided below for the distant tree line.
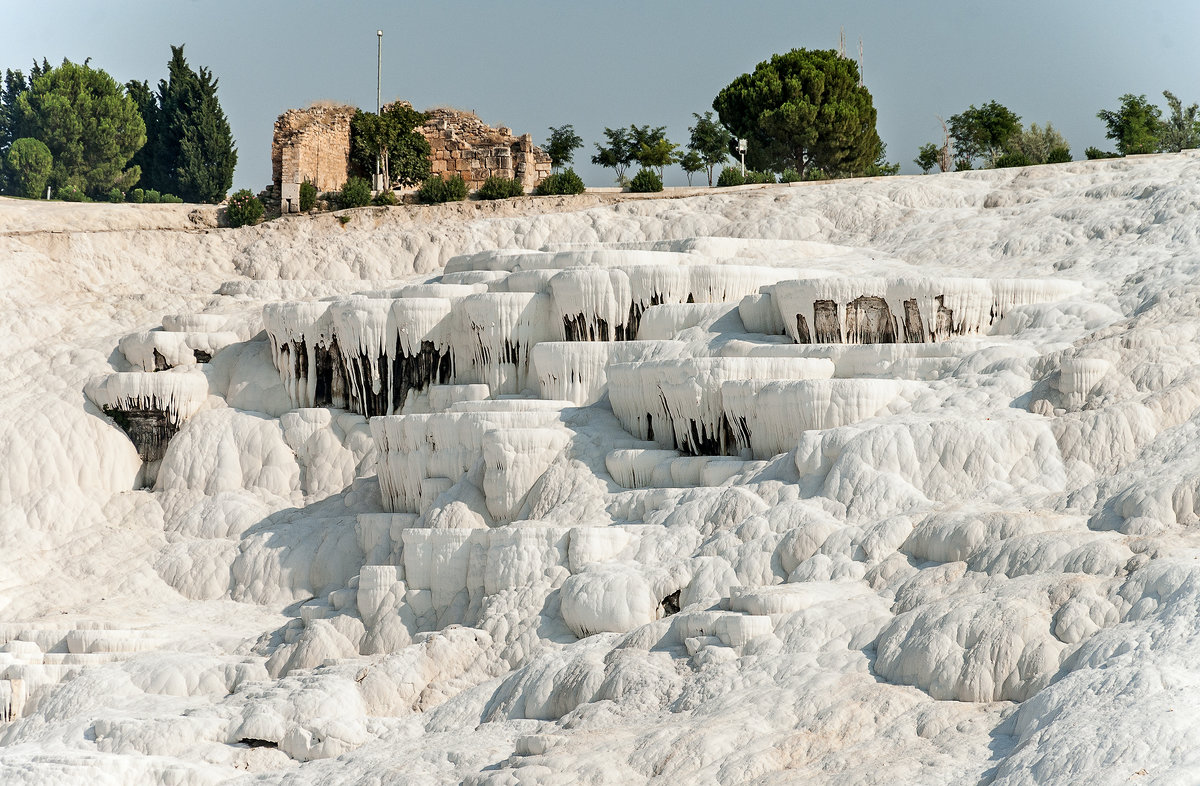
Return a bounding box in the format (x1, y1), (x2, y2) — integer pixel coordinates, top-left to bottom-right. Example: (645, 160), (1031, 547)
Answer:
(911, 90), (1200, 174)
(0, 45), (236, 203)
(1091, 91), (1199, 157)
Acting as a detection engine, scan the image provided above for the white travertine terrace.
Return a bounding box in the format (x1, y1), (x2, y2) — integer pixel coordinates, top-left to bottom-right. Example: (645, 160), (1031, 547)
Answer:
(608, 357), (835, 453)
(531, 340), (685, 405)
(604, 448), (683, 489)
(14, 155), (1200, 784)
(771, 276), (1084, 343)
(84, 369), (210, 427)
(119, 329), (241, 371)
(722, 378), (916, 458)
(635, 303), (739, 339)
(452, 291), (556, 395)
(371, 409), (564, 515)
(548, 268), (635, 340)
(719, 338), (994, 379)
(262, 300), (342, 409)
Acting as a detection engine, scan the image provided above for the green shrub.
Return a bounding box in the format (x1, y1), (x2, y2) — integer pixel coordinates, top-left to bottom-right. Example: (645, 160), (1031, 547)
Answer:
(535, 168), (586, 195)
(780, 169), (802, 183)
(628, 168), (663, 193)
(716, 166), (745, 187)
(58, 184), (89, 202)
(1046, 146), (1072, 164)
(339, 176), (372, 208)
(225, 188), (264, 227)
(160, 193), (183, 203)
(745, 170), (776, 184)
(106, 187), (124, 203)
(417, 174), (468, 203)
(5, 137), (53, 199)
(143, 189), (161, 203)
(299, 179), (318, 212)
(1085, 146), (1120, 160)
(477, 175), (524, 200)
(371, 189), (400, 206)
(994, 151), (1032, 169)
(127, 188), (144, 203)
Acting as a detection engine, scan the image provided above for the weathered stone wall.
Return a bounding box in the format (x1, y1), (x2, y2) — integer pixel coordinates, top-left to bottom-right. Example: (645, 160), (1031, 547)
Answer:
(422, 107), (552, 192)
(271, 104), (355, 195)
(270, 102), (552, 197)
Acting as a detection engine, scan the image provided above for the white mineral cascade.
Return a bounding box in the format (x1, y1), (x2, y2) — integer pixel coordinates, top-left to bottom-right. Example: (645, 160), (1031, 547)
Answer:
(4, 153), (1200, 784)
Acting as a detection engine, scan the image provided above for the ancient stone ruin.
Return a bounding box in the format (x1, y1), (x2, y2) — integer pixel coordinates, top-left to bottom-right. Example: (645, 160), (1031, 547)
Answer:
(271, 102), (552, 210)
(421, 107), (552, 192)
(271, 103), (356, 213)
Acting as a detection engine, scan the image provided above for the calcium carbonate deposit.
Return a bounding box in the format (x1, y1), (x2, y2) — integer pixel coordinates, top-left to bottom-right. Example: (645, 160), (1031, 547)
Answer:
(3, 154), (1200, 784)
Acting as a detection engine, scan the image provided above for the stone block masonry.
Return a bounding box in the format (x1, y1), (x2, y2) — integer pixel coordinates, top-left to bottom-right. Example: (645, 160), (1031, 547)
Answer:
(271, 102), (552, 199)
(421, 107), (552, 192)
(272, 104), (356, 195)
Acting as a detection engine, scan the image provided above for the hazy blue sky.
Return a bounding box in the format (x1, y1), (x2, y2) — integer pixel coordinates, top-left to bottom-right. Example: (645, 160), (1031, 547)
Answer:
(5, 1), (1199, 191)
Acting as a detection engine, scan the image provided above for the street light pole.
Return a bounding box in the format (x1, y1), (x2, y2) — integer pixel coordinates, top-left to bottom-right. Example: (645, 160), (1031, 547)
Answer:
(375, 30), (383, 190)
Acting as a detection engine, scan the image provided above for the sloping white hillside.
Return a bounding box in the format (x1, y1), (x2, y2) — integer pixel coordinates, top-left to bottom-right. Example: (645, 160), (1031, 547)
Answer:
(2, 153), (1200, 784)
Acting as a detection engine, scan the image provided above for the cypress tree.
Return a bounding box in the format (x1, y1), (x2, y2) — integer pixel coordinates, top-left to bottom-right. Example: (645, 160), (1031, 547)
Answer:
(140, 45), (237, 203)
(125, 79), (163, 189)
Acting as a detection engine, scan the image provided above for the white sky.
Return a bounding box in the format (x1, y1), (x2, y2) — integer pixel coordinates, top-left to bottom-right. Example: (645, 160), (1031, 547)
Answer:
(5, 0), (1199, 190)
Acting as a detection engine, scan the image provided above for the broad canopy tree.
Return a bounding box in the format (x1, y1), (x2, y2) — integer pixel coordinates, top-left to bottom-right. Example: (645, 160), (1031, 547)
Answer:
(948, 101), (1021, 168)
(1004, 122), (1070, 165)
(629, 124), (678, 180)
(1097, 94), (1162, 156)
(914, 143), (940, 174)
(16, 59), (145, 195)
(712, 48), (881, 179)
(687, 111), (730, 186)
(591, 127), (636, 184)
(1157, 91), (1199, 153)
(350, 102), (431, 188)
(678, 149), (705, 186)
(545, 124), (583, 172)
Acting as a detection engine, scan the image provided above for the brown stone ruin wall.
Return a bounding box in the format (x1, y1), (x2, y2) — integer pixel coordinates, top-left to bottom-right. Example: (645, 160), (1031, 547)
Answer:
(271, 104), (552, 195)
(421, 108), (551, 191)
(271, 106), (355, 194)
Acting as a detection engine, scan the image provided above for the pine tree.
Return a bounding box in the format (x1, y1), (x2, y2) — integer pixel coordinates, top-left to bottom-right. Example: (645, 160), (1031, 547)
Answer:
(713, 49), (881, 178)
(139, 45), (237, 202)
(16, 59), (145, 194)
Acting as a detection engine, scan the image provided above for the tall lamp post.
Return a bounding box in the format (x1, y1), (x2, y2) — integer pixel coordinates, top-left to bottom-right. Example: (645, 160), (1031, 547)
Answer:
(738, 138), (747, 177)
(375, 30), (383, 191)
